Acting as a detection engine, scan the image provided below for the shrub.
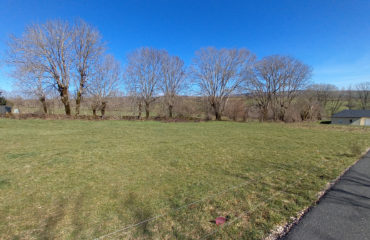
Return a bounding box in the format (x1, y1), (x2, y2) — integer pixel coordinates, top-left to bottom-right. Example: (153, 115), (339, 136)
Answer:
(0, 92), (6, 106)
(224, 99), (247, 121)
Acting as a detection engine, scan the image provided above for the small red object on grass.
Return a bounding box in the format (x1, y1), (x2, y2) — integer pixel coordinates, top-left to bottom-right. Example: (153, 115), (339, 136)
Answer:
(209, 215), (230, 226)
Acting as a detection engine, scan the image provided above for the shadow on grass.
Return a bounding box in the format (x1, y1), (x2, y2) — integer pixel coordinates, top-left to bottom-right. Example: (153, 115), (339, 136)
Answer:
(0, 178), (10, 188)
(33, 193), (89, 239)
(337, 152), (356, 158)
(70, 193), (86, 239)
(38, 199), (67, 240)
(124, 192), (154, 237)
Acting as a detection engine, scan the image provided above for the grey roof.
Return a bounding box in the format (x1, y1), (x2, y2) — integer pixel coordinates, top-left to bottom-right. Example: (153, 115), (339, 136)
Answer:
(332, 109), (370, 118)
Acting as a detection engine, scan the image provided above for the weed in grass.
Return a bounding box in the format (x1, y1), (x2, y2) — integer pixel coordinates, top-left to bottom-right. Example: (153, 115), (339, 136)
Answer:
(0, 178), (10, 188)
(349, 141), (362, 156)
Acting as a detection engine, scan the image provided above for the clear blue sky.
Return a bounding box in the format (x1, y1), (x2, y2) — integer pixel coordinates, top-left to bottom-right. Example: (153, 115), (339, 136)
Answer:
(1, 0), (370, 91)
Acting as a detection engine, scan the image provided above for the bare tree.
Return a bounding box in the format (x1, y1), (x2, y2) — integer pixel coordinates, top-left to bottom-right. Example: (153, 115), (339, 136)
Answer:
(356, 82), (370, 110)
(126, 89), (143, 119)
(7, 20), (74, 115)
(345, 85), (355, 110)
(251, 55), (311, 121)
(124, 47), (164, 119)
(191, 47), (255, 120)
(161, 54), (187, 118)
(72, 19), (105, 116)
(327, 89), (344, 116)
(308, 84), (337, 108)
(297, 90), (321, 121)
(87, 55), (121, 117)
(249, 79), (271, 121)
(13, 69), (51, 114)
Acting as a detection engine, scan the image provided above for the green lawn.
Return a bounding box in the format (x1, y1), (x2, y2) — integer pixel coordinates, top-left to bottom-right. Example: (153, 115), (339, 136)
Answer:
(0, 119), (369, 240)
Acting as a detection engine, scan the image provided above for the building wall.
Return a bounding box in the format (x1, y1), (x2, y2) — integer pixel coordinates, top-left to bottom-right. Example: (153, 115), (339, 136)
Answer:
(331, 117), (361, 125)
(332, 117), (370, 126)
(361, 118), (370, 126)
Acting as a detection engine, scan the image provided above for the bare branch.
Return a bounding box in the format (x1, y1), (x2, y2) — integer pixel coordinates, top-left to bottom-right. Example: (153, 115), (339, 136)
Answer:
(250, 55), (312, 121)
(191, 47), (255, 120)
(87, 54), (121, 117)
(72, 19), (105, 116)
(161, 53), (187, 118)
(6, 20), (74, 115)
(124, 47), (165, 119)
(356, 82), (370, 110)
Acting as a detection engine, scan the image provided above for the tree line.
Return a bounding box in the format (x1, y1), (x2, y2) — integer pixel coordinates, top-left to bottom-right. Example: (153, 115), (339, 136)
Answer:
(3, 19), (370, 121)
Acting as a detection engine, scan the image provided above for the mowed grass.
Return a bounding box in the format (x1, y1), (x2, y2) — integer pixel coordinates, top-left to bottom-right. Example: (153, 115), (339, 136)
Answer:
(0, 119), (369, 240)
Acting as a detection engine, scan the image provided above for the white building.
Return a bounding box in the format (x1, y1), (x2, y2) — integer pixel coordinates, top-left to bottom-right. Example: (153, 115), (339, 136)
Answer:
(331, 110), (370, 126)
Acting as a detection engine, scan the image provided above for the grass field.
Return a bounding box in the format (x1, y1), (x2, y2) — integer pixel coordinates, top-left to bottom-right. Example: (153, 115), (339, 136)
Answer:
(0, 119), (369, 239)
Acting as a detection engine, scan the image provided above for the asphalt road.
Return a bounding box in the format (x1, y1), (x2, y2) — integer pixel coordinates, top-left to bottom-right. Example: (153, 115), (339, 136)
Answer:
(281, 151), (370, 240)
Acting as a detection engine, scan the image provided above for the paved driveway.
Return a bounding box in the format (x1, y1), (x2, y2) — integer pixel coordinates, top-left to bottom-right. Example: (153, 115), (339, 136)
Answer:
(281, 151), (370, 240)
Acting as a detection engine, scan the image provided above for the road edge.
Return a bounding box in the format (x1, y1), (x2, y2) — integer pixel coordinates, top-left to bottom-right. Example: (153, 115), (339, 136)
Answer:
(264, 147), (370, 240)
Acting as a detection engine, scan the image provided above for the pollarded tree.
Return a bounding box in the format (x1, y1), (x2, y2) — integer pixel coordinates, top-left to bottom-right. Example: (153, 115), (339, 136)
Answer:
(161, 53), (187, 118)
(125, 88), (144, 119)
(125, 47), (164, 119)
(72, 19), (105, 116)
(191, 47), (255, 120)
(7, 20), (74, 115)
(87, 55), (121, 117)
(6, 19), (106, 116)
(251, 55), (312, 121)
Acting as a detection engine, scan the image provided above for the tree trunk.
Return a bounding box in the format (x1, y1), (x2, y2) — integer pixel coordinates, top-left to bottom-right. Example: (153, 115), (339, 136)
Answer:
(260, 106), (268, 122)
(64, 100), (71, 116)
(100, 101), (107, 118)
(272, 106), (279, 121)
(138, 102), (142, 119)
(75, 91), (82, 116)
(168, 105), (173, 118)
(92, 108), (97, 117)
(39, 96), (47, 114)
(242, 108), (248, 122)
(211, 102), (221, 121)
(59, 86), (71, 115)
(279, 107), (286, 121)
(145, 102), (150, 119)
(215, 111), (221, 121)
(75, 75), (85, 116)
